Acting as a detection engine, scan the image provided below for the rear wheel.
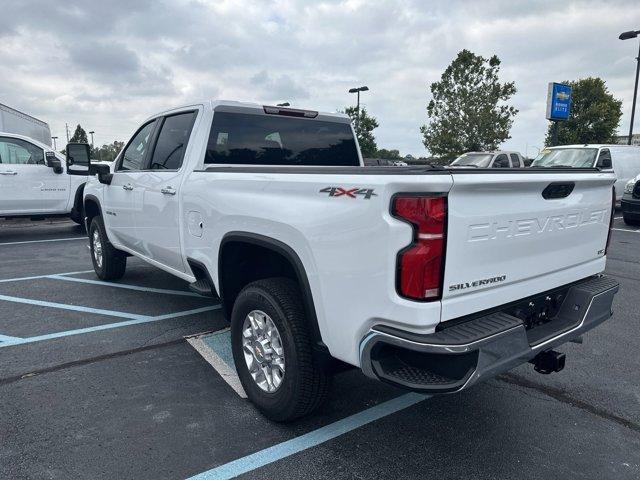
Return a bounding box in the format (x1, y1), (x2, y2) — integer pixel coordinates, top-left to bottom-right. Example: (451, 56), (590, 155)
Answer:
(231, 278), (331, 422)
(89, 216), (126, 280)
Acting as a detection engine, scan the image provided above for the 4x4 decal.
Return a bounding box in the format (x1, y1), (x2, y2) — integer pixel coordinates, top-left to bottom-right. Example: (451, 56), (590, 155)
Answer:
(319, 187), (377, 199)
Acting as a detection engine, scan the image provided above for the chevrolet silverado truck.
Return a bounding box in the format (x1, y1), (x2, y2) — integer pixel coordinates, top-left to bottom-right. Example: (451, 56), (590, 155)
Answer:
(66, 100), (619, 422)
(0, 132), (89, 224)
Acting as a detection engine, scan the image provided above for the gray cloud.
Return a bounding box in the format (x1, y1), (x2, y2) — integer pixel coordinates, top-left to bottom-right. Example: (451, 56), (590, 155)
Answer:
(0, 0), (639, 154)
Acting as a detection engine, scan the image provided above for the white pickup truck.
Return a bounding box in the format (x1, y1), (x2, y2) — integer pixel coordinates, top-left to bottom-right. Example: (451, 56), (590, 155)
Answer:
(68, 100), (619, 421)
(0, 132), (88, 224)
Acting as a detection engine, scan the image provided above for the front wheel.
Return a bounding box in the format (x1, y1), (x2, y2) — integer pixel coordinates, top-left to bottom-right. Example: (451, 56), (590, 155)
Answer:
(89, 216), (127, 280)
(623, 214), (640, 226)
(231, 278), (331, 422)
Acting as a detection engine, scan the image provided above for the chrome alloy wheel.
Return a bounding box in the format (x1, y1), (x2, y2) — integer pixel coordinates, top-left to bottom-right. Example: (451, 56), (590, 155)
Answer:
(92, 229), (103, 268)
(242, 310), (285, 392)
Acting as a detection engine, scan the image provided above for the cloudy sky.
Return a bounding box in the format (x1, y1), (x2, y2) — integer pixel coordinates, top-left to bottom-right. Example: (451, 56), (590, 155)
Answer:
(2, 0), (640, 157)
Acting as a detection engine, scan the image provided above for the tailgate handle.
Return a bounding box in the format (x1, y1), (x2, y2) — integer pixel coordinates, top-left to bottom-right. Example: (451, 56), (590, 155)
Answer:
(542, 182), (574, 199)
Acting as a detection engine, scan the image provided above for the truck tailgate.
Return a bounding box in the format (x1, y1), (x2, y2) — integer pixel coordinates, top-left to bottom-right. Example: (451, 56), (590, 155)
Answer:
(441, 171), (615, 322)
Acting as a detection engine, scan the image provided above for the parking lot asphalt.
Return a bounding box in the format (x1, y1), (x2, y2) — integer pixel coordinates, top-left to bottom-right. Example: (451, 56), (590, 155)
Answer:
(0, 218), (639, 479)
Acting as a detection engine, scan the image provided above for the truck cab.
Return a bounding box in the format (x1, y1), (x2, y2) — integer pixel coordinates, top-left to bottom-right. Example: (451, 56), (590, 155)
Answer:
(0, 132), (88, 223)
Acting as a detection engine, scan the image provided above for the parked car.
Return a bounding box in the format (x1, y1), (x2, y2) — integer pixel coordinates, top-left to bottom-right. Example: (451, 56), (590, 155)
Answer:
(531, 145), (640, 203)
(621, 174), (640, 225)
(68, 100), (618, 422)
(450, 151), (526, 168)
(0, 132), (89, 224)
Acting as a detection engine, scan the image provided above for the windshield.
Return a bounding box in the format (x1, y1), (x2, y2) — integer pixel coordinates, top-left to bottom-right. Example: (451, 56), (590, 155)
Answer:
(450, 153), (493, 167)
(531, 148), (598, 168)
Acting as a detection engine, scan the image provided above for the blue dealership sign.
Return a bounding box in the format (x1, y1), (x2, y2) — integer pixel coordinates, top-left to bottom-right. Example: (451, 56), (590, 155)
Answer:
(546, 82), (572, 121)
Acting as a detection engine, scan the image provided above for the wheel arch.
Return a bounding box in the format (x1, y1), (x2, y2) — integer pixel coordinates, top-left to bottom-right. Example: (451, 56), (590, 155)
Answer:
(217, 232), (326, 353)
(83, 194), (103, 230)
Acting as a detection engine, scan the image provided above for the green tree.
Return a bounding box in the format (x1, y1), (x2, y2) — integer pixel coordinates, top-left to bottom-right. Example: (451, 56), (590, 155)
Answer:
(421, 49), (518, 159)
(375, 148), (402, 160)
(94, 141), (125, 162)
(544, 77), (622, 146)
(69, 124), (89, 144)
(344, 106), (378, 157)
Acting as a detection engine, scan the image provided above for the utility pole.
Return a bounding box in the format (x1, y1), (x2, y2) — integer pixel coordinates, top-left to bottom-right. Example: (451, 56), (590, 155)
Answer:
(619, 29), (640, 145)
(65, 123), (70, 143)
(348, 86), (369, 134)
(89, 131), (95, 147)
(51, 136), (58, 150)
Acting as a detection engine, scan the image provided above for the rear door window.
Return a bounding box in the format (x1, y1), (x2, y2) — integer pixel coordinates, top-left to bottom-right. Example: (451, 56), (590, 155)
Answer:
(510, 154), (521, 167)
(205, 112), (359, 166)
(148, 111), (197, 170)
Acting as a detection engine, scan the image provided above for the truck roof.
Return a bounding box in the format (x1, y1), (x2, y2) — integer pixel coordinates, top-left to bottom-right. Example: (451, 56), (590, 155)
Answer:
(145, 100), (351, 125)
(548, 144), (640, 149)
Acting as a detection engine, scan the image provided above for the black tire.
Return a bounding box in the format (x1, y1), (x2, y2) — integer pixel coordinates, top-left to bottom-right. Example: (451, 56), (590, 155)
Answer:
(69, 204), (84, 227)
(623, 215), (640, 226)
(231, 278), (331, 422)
(89, 216), (126, 280)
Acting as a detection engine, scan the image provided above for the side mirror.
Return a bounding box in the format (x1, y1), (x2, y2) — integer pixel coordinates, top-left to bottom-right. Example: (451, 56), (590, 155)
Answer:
(65, 143), (91, 176)
(45, 152), (63, 174)
(90, 162), (113, 185)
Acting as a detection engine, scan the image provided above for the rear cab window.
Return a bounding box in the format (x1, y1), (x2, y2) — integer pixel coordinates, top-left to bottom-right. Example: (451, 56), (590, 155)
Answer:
(204, 112), (360, 166)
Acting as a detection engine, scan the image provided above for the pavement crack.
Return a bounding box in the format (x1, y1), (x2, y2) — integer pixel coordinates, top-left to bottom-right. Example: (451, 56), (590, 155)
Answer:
(0, 338), (185, 387)
(498, 373), (640, 434)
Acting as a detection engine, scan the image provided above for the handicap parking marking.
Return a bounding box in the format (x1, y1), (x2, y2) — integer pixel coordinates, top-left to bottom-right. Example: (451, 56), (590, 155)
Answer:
(48, 274), (201, 297)
(0, 305), (221, 348)
(188, 330), (247, 398)
(0, 237), (87, 246)
(187, 392), (427, 480)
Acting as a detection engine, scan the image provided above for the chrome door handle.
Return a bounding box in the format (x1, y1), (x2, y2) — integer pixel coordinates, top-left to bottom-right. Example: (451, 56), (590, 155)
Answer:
(122, 183), (134, 191)
(0, 171), (17, 175)
(161, 186), (176, 196)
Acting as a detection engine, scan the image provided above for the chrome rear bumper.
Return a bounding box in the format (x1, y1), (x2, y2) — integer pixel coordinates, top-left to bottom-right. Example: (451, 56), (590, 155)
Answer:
(359, 275), (619, 393)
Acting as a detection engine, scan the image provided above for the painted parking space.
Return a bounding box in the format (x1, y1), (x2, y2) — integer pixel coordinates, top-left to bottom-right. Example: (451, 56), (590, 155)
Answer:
(0, 268), (220, 348)
(1, 221), (639, 480)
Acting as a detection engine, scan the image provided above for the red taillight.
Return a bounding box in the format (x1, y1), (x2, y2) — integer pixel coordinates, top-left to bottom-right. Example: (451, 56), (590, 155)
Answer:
(392, 195), (447, 301)
(605, 186), (615, 255)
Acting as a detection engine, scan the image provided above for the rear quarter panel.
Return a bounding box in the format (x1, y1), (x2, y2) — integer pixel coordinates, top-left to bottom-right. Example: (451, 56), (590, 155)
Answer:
(182, 170), (452, 365)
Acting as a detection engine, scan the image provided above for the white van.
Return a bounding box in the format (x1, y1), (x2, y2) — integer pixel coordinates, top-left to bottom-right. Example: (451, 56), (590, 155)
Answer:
(531, 145), (640, 202)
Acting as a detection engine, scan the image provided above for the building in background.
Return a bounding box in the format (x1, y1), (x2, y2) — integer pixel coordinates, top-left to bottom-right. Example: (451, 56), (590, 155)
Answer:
(614, 134), (640, 146)
(0, 103), (51, 147)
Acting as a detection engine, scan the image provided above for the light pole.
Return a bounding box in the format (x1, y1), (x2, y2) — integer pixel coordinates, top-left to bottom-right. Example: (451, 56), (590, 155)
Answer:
(89, 130), (95, 147)
(620, 29), (640, 145)
(348, 86), (369, 133)
(51, 136), (58, 150)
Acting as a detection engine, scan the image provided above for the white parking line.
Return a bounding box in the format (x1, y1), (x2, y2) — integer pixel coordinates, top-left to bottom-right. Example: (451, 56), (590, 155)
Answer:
(48, 274), (200, 297)
(188, 330), (247, 398)
(0, 237), (87, 246)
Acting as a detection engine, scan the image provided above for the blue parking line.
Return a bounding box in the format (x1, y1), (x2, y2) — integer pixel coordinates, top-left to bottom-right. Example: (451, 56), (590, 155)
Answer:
(0, 237), (87, 246)
(0, 294), (151, 320)
(0, 305), (221, 348)
(186, 393), (426, 480)
(0, 270), (94, 284)
(48, 274), (201, 297)
(0, 334), (23, 342)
